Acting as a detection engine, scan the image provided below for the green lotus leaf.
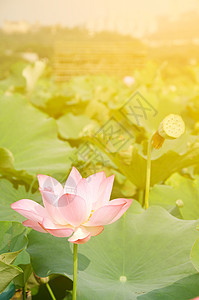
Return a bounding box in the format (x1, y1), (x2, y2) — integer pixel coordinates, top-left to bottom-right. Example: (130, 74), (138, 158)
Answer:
(0, 221), (29, 292)
(26, 231), (90, 277)
(0, 62), (26, 93)
(191, 237), (199, 273)
(88, 129), (199, 189)
(0, 282), (15, 299)
(0, 178), (41, 222)
(0, 221), (27, 265)
(138, 273), (199, 300)
(0, 261), (22, 293)
(0, 147), (14, 170)
(13, 245), (32, 288)
(149, 173), (199, 220)
(13, 263), (32, 289)
(0, 94), (75, 181)
(0, 147), (35, 186)
(57, 113), (96, 140)
(27, 206), (199, 299)
(110, 144), (199, 189)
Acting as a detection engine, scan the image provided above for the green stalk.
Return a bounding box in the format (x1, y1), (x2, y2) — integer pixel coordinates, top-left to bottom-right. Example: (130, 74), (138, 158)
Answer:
(144, 136), (153, 210)
(23, 283), (27, 300)
(46, 282), (56, 300)
(138, 189), (144, 206)
(73, 244), (78, 300)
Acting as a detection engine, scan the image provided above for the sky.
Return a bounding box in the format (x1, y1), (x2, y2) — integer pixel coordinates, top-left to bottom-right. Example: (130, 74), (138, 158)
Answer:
(0, 0), (199, 37)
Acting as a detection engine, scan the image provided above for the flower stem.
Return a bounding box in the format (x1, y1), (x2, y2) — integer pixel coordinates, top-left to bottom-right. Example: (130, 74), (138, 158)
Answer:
(23, 283), (27, 300)
(46, 282), (56, 300)
(138, 189), (144, 206)
(73, 243), (78, 300)
(144, 136), (153, 209)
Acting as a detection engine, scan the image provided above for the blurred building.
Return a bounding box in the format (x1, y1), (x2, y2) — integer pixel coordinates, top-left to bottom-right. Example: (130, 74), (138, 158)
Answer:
(2, 20), (31, 34)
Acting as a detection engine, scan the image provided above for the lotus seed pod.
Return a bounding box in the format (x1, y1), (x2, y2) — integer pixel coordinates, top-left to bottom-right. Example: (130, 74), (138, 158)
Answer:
(176, 199), (184, 208)
(158, 114), (185, 140)
(152, 114), (185, 149)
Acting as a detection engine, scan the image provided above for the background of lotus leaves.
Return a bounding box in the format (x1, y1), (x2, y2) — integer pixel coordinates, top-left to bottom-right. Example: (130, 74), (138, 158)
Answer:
(0, 46), (199, 299)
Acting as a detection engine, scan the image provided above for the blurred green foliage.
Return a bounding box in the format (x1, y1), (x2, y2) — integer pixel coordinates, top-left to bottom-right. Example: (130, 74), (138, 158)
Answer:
(0, 27), (199, 299)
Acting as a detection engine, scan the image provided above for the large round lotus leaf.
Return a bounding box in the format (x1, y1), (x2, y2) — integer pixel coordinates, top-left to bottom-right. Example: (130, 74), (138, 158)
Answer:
(0, 94), (75, 180)
(76, 207), (199, 299)
(0, 178), (41, 222)
(27, 206), (199, 299)
(149, 173), (199, 220)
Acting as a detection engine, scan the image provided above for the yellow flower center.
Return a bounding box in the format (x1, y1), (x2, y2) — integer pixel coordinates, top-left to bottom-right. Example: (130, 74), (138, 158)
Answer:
(84, 210), (94, 224)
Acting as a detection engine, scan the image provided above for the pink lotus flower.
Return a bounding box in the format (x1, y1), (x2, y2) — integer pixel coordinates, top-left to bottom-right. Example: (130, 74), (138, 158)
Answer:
(11, 167), (133, 244)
